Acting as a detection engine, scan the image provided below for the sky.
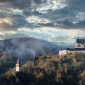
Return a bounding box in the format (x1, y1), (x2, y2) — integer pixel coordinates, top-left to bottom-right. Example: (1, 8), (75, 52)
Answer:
(0, 0), (85, 46)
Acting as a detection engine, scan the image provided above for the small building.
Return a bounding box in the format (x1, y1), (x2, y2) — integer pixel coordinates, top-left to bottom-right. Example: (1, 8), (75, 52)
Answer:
(16, 58), (21, 72)
(59, 36), (85, 55)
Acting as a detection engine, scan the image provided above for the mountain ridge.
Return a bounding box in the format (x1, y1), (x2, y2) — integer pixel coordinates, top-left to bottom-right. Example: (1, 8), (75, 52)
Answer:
(0, 37), (62, 61)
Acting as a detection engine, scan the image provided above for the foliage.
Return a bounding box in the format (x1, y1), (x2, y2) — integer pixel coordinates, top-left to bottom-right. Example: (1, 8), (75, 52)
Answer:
(2, 52), (85, 85)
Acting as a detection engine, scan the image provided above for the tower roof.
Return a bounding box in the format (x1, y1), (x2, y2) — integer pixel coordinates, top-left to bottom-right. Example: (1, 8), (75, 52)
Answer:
(17, 58), (19, 64)
(76, 39), (85, 43)
(76, 36), (85, 43)
(66, 48), (85, 51)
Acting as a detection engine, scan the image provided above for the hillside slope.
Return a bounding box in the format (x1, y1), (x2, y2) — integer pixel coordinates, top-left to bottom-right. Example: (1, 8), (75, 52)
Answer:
(0, 37), (61, 60)
(2, 52), (85, 85)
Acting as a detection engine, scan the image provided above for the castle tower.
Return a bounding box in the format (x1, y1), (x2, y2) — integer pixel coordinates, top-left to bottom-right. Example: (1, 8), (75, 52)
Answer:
(16, 58), (21, 72)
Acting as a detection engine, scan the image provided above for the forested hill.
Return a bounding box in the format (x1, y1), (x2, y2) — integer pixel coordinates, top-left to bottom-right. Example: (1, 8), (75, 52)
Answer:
(2, 52), (85, 85)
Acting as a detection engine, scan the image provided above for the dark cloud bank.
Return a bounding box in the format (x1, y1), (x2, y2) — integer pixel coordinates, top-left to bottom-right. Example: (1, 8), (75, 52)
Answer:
(0, 0), (85, 32)
(0, 0), (84, 54)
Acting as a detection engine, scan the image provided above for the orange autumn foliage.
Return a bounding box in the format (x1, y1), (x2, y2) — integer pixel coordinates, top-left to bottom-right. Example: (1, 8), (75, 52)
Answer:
(47, 53), (55, 59)
(59, 56), (61, 59)
(47, 54), (52, 59)
(72, 57), (76, 62)
(80, 70), (85, 77)
(43, 64), (48, 69)
(56, 73), (62, 79)
(60, 67), (63, 72)
(37, 58), (41, 65)
(37, 71), (44, 79)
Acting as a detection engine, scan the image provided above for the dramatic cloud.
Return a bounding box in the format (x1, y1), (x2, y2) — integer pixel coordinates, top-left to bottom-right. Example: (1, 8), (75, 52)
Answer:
(0, 0), (85, 46)
(0, 0), (46, 9)
(58, 0), (85, 12)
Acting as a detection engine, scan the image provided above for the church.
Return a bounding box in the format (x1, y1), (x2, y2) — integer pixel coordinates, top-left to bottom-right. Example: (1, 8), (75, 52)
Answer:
(59, 36), (85, 55)
(16, 58), (21, 72)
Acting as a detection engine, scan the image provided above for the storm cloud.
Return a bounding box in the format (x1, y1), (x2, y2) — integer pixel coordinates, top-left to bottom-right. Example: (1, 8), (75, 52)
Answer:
(0, 0), (85, 31)
(0, 0), (85, 45)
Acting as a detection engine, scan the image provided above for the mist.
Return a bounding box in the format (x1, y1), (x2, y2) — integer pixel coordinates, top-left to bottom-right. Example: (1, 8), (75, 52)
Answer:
(0, 38), (62, 61)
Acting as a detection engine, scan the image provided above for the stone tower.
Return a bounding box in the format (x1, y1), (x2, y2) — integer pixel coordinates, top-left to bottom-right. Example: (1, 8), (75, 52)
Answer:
(16, 58), (21, 72)
(75, 36), (84, 48)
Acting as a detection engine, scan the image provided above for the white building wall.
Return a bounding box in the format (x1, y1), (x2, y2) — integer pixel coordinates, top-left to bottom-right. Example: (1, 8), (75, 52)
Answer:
(59, 50), (85, 55)
(16, 67), (19, 71)
(59, 50), (67, 55)
(16, 64), (21, 71)
(74, 43), (84, 48)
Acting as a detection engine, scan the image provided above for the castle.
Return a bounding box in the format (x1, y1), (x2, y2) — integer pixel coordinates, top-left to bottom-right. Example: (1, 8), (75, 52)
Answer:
(59, 36), (85, 55)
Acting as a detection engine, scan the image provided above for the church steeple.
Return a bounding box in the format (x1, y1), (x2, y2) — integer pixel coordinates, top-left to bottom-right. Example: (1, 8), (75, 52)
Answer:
(16, 57), (21, 72)
(76, 35), (80, 43)
(17, 58), (19, 64)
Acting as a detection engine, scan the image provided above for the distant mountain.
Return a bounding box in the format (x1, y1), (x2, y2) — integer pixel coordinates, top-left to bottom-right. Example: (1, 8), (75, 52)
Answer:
(0, 37), (62, 61)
